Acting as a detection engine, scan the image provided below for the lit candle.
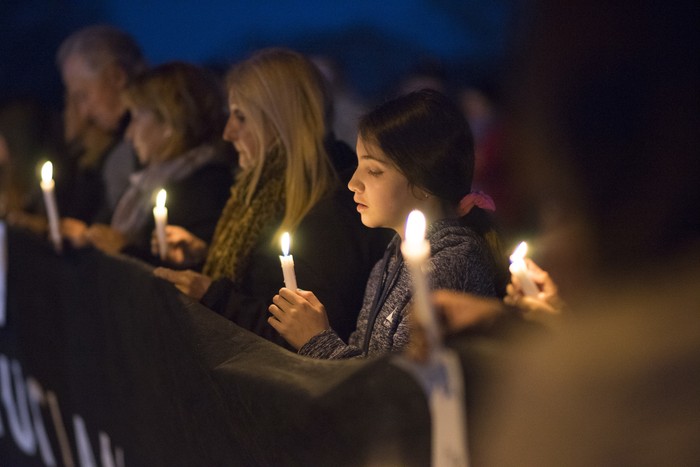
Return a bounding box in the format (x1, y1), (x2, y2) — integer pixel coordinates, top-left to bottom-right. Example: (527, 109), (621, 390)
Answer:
(40, 161), (62, 252)
(153, 189), (168, 260)
(509, 241), (539, 296)
(400, 210), (440, 349)
(279, 232), (298, 290)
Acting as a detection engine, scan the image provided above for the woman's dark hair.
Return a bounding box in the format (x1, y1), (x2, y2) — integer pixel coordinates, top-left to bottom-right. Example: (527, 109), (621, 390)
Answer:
(359, 89), (509, 294)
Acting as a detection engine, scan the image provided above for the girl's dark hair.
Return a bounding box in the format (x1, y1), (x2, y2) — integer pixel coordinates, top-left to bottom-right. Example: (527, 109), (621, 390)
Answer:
(359, 89), (509, 294)
(359, 88), (474, 205)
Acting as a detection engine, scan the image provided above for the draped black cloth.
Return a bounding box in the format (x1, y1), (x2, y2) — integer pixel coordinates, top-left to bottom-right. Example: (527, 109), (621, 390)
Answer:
(1, 227), (440, 466)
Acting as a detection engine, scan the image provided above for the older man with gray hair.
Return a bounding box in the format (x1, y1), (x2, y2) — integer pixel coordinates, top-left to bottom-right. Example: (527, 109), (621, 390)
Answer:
(57, 25), (147, 222)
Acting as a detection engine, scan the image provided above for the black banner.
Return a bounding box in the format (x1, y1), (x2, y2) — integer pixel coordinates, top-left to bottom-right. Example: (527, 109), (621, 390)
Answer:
(1, 226), (434, 466)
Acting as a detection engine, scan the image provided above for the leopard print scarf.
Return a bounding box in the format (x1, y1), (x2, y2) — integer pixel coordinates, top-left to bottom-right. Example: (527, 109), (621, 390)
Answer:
(203, 149), (286, 283)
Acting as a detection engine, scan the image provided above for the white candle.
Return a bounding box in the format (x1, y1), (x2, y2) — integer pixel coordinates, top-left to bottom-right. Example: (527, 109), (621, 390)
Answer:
(153, 189), (168, 260)
(509, 241), (539, 296)
(279, 231), (298, 290)
(40, 161), (62, 252)
(400, 210), (440, 349)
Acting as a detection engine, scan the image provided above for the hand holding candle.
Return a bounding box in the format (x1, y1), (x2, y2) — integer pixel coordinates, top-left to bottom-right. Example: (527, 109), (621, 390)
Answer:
(40, 161), (62, 252)
(153, 189), (168, 260)
(400, 210), (440, 351)
(279, 231), (298, 290)
(509, 241), (539, 297)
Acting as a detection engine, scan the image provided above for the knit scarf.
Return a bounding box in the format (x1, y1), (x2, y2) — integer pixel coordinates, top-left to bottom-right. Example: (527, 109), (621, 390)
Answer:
(203, 149), (286, 283)
(110, 144), (220, 240)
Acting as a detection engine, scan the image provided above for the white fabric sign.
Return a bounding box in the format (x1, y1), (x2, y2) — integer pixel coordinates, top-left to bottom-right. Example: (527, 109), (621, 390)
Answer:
(394, 348), (470, 467)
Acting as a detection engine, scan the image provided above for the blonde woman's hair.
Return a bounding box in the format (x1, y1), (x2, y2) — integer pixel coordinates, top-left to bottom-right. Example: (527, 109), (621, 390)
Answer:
(226, 48), (337, 239)
(123, 61), (227, 159)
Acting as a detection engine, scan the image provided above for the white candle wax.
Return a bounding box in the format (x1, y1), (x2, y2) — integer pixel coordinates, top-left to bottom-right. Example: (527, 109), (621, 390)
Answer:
(400, 210), (440, 349)
(509, 241), (539, 296)
(153, 189), (168, 260)
(40, 161), (62, 252)
(279, 232), (298, 290)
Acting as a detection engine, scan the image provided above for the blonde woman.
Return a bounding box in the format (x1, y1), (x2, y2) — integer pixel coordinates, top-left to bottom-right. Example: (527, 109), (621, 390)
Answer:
(155, 48), (386, 347)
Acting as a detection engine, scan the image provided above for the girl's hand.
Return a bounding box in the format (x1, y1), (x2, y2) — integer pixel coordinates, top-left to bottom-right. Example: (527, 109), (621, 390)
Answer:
(153, 267), (212, 300)
(268, 288), (330, 350)
(151, 225), (208, 266)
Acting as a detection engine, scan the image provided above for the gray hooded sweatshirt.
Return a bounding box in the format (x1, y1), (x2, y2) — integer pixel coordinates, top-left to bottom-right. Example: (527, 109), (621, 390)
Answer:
(298, 218), (499, 359)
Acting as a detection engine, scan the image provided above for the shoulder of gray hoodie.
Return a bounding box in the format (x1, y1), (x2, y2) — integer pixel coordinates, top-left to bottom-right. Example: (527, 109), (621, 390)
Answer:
(299, 218), (499, 359)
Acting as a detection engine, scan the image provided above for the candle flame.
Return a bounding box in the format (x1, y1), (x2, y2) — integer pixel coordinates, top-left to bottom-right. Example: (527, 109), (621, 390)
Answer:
(510, 241), (528, 263)
(281, 231), (291, 256)
(41, 161), (53, 183)
(405, 210), (427, 246)
(156, 189), (167, 208)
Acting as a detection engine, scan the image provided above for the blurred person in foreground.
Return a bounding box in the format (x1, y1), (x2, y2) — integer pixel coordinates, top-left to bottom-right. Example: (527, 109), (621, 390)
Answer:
(434, 0), (699, 465)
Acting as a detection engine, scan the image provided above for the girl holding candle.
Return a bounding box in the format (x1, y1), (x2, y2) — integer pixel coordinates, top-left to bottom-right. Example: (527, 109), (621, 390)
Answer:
(62, 62), (233, 263)
(154, 49), (387, 347)
(268, 89), (508, 358)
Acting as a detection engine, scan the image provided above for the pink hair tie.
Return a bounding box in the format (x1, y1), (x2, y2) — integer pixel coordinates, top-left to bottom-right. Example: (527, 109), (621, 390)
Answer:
(457, 191), (496, 217)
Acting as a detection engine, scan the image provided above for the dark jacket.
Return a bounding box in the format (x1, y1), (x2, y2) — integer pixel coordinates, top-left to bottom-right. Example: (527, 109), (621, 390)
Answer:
(56, 114), (137, 224)
(201, 186), (391, 348)
(122, 161), (233, 265)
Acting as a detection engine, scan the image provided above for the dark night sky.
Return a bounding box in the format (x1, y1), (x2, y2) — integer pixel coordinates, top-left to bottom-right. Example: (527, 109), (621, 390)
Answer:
(0, 0), (515, 110)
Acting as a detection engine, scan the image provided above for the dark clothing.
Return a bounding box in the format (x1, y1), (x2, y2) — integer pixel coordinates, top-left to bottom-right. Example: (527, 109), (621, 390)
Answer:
(122, 160), (232, 265)
(326, 134), (357, 185)
(55, 114), (136, 224)
(55, 151), (107, 223)
(201, 186), (391, 348)
(299, 218), (500, 359)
